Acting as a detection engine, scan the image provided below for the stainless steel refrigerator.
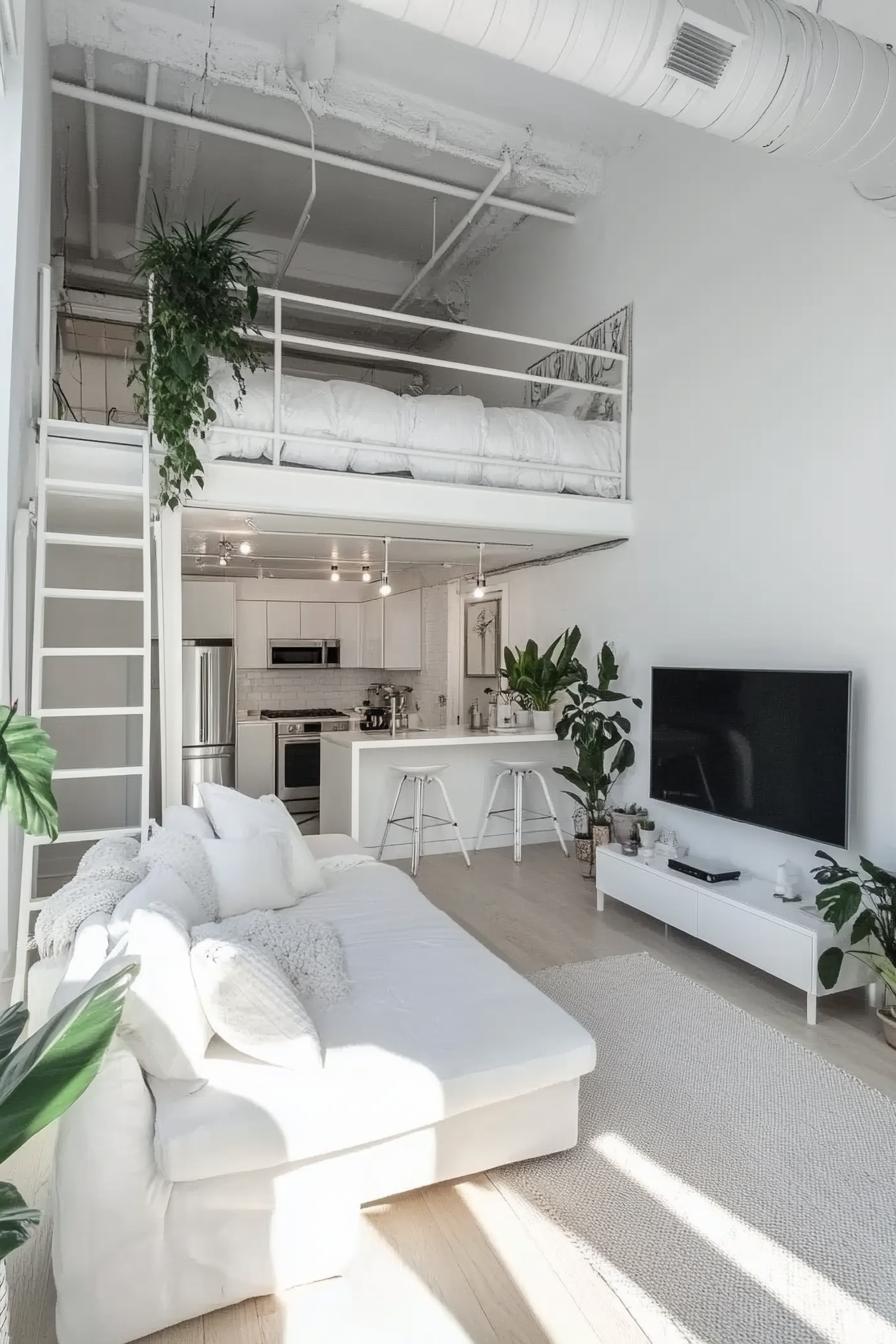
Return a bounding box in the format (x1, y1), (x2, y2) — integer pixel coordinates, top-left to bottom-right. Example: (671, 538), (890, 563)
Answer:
(182, 639), (235, 805)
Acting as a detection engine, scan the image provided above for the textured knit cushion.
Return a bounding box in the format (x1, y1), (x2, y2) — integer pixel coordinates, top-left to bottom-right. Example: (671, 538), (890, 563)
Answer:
(119, 904), (212, 1083)
(192, 908), (349, 1006)
(190, 936), (322, 1071)
(109, 864), (204, 943)
(198, 784), (323, 898)
(201, 832), (296, 918)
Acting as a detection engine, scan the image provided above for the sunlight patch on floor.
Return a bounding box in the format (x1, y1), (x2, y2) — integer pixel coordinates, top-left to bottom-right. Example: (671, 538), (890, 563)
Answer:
(593, 1132), (896, 1344)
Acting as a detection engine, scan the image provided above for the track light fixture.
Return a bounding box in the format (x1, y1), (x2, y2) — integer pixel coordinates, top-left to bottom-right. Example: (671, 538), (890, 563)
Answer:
(472, 543), (486, 599)
(379, 538), (393, 597)
(330, 564), (340, 582)
(239, 540), (252, 556)
(361, 565), (371, 583)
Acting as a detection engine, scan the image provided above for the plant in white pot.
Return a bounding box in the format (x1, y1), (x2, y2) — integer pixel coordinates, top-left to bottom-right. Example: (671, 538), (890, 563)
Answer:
(612, 802), (649, 845)
(813, 851), (896, 1048)
(502, 628), (583, 733)
(638, 818), (656, 855)
(0, 704), (137, 1339)
(554, 643), (642, 859)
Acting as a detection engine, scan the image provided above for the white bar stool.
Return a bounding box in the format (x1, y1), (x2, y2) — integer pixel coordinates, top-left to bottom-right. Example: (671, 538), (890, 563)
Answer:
(476, 760), (569, 863)
(377, 765), (472, 877)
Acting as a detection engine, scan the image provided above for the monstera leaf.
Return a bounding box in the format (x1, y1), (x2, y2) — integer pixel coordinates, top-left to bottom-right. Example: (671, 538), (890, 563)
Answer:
(0, 703), (58, 840)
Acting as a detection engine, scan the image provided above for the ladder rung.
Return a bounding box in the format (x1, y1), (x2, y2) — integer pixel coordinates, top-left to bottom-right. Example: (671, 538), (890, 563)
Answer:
(54, 766), (144, 780)
(44, 478), (143, 499)
(43, 588), (144, 602)
(44, 532), (143, 549)
(41, 647), (145, 657)
(32, 826), (142, 847)
(37, 706), (144, 717)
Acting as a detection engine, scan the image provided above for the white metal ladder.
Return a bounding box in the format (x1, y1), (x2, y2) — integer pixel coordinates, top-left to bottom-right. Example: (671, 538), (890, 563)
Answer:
(12, 417), (153, 1001)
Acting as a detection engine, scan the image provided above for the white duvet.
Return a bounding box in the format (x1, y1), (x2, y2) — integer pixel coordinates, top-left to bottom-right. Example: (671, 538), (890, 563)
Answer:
(200, 365), (622, 498)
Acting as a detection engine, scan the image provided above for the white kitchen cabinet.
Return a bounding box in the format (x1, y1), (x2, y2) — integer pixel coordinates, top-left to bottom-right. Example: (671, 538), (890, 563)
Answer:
(360, 598), (384, 668)
(236, 600), (268, 668)
(182, 580), (234, 640)
(300, 603), (337, 638)
(336, 603), (361, 668)
(266, 601), (300, 638)
(237, 720), (275, 798)
(384, 589), (422, 670)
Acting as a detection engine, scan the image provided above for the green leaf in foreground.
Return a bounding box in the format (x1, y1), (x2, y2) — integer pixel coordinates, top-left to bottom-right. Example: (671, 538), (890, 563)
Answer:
(0, 704), (58, 840)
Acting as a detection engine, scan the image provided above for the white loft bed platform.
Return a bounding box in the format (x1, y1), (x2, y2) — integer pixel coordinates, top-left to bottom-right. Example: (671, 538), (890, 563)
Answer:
(197, 456), (634, 544)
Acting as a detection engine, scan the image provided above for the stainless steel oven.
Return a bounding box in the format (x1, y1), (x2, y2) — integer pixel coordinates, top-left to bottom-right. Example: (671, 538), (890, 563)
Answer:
(267, 639), (340, 670)
(264, 710), (350, 834)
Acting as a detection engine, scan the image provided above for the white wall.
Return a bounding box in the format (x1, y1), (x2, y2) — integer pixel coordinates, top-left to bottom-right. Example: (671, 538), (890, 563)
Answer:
(0, 0), (51, 976)
(459, 114), (896, 885)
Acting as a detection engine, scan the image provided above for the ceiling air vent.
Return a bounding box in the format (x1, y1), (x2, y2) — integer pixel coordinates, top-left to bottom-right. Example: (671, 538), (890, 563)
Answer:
(664, 2), (747, 90)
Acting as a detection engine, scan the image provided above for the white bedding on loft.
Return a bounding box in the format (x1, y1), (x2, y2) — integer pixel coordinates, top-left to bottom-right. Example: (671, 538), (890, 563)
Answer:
(199, 364), (622, 498)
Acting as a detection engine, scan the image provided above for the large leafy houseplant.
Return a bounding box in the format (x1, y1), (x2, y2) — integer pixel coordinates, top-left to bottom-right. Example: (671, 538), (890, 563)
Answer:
(502, 627), (583, 712)
(554, 642), (643, 829)
(0, 704), (57, 840)
(130, 202), (262, 508)
(813, 852), (896, 1010)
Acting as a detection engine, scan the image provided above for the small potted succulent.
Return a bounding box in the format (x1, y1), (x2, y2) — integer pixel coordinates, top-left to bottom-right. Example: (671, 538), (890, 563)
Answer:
(502, 628), (583, 733)
(638, 817), (656, 856)
(612, 802), (649, 845)
(813, 851), (896, 1048)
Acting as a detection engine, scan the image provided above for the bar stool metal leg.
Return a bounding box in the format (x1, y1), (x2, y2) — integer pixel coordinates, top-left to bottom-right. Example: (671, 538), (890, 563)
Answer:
(476, 769), (510, 851)
(432, 774), (471, 868)
(531, 769), (569, 857)
(410, 775), (425, 877)
(377, 775), (405, 861)
(513, 769), (523, 863)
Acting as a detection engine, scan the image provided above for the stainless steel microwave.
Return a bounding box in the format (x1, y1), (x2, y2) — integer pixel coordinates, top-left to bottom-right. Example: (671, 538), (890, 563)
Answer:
(267, 639), (340, 670)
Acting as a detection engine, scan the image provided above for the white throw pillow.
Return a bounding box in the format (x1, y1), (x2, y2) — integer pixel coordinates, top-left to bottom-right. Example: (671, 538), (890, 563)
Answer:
(190, 936), (322, 1071)
(118, 904), (212, 1083)
(201, 832), (296, 918)
(198, 784), (323, 898)
(161, 804), (216, 839)
(109, 864), (204, 943)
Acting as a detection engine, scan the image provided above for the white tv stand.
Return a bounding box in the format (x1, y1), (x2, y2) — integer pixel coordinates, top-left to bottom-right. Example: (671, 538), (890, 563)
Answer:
(595, 845), (872, 1024)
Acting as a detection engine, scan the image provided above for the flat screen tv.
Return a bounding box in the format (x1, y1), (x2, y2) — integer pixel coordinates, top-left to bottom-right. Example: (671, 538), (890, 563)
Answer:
(650, 668), (851, 847)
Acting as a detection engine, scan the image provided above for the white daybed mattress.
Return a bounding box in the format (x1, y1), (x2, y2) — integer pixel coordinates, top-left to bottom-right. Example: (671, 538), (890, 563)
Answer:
(200, 365), (622, 498)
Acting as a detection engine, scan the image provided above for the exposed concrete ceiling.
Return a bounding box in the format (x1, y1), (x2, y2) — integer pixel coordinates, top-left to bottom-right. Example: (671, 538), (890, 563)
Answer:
(48, 0), (641, 318)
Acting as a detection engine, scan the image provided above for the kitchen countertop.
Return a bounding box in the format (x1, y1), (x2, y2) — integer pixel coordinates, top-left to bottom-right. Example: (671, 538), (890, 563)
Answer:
(320, 727), (562, 750)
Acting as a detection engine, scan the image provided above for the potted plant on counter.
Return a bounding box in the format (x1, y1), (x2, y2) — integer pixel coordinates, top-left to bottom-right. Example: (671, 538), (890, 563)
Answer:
(502, 627), (583, 732)
(813, 851), (896, 1048)
(555, 643), (642, 863)
(612, 801), (650, 845)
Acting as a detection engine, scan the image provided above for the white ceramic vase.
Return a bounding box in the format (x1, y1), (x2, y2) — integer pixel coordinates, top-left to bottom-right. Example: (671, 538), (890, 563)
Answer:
(531, 709), (555, 733)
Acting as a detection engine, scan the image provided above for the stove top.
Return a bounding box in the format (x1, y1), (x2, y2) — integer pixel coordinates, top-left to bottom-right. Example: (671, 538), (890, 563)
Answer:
(261, 708), (348, 720)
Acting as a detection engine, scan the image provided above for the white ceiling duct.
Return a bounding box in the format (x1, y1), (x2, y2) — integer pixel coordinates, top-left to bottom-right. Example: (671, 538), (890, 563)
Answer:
(350, 0), (896, 210)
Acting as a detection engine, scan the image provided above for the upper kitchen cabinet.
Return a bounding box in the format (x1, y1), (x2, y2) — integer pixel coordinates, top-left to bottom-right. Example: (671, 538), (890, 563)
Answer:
(383, 589), (422, 670)
(336, 603), (361, 668)
(300, 603), (337, 638)
(236, 600), (268, 668)
(182, 580), (234, 640)
(266, 601), (300, 638)
(360, 598), (384, 668)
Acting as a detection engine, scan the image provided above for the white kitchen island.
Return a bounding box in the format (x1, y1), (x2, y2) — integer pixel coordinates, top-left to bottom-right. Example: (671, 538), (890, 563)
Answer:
(320, 727), (574, 860)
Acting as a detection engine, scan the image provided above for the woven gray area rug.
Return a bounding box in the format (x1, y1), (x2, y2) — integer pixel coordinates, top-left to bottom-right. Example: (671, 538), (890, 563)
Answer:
(492, 954), (896, 1344)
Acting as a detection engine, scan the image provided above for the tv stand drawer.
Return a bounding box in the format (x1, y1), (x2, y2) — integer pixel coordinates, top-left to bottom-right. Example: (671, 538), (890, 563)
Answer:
(599, 855), (699, 937)
(697, 897), (813, 990)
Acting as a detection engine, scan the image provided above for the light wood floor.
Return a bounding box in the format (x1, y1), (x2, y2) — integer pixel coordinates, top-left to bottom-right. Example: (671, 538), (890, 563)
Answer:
(10, 845), (895, 1344)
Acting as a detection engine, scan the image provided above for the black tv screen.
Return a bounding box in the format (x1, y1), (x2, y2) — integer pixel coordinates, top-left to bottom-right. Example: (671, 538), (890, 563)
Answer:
(650, 668), (851, 847)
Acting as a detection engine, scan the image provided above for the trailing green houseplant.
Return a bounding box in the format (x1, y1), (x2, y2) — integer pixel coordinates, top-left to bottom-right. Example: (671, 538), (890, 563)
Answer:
(130, 202), (263, 508)
(502, 627), (583, 728)
(554, 642), (642, 838)
(813, 851), (896, 1044)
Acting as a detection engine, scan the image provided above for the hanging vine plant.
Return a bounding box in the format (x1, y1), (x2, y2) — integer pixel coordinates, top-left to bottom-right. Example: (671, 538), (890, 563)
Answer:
(130, 202), (262, 508)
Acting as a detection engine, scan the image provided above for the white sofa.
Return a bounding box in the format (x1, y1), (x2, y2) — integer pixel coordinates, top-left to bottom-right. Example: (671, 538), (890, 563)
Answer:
(38, 832), (596, 1344)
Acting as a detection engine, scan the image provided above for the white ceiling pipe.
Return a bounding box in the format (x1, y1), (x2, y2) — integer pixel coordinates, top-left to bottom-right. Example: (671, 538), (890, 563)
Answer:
(349, 0), (896, 207)
(52, 79), (576, 225)
(133, 62), (159, 245)
(83, 50), (99, 260)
